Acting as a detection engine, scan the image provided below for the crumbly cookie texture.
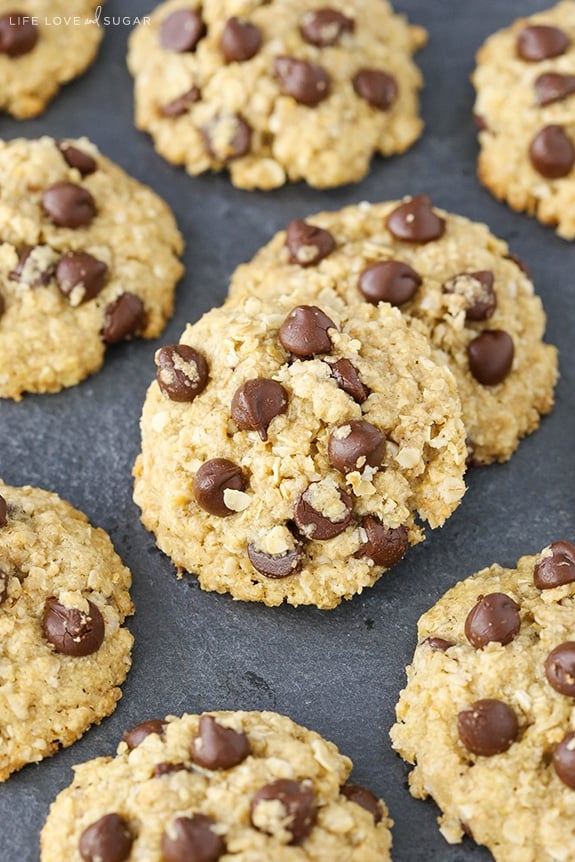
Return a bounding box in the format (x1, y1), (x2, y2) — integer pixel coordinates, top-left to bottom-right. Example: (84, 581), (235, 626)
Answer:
(0, 480), (133, 781)
(41, 710), (393, 862)
(0, 136), (184, 400)
(127, 0), (426, 189)
(473, 1), (575, 239)
(0, 1), (103, 118)
(133, 289), (467, 609)
(391, 540), (575, 862)
(228, 197), (558, 465)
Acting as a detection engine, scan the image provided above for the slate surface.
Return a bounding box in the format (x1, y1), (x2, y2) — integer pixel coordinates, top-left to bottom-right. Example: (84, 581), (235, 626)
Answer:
(0, 1), (573, 860)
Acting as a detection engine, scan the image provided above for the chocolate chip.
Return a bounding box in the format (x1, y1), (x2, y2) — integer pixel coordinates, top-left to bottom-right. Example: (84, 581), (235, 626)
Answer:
(79, 814), (133, 862)
(358, 260), (421, 306)
(160, 9), (205, 52)
(444, 270), (497, 321)
(247, 541), (303, 578)
(42, 182), (97, 229)
(155, 344), (209, 402)
(278, 305), (336, 357)
(9, 246), (55, 286)
(220, 17), (261, 62)
(424, 636), (454, 651)
(153, 762), (188, 777)
(329, 358), (369, 403)
(464, 592), (521, 649)
(300, 8), (354, 46)
(535, 72), (575, 106)
(0, 12), (38, 56)
(534, 541), (575, 589)
(341, 784), (382, 823)
(193, 459), (246, 517)
(553, 732), (575, 788)
(529, 125), (575, 178)
(251, 779), (317, 844)
(58, 143), (98, 176)
(162, 815), (225, 862)
(545, 642), (575, 696)
(123, 719), (167, 750)
(102, 293), (146, 344)
(355, 516), (409, 568)
(160, 87), (201, 117)
(231, 378), (288, 440)
(505, 253), (531, 279)
(202, 114), (252, 162)
(190, 715), (250, 770)
(467, 330), (514, 386)
(56, 252), (108, 305)
(387, 196), (446, 243)
(0, 494), (7, 527)
(294, 483), (353, 540)
(285, 219), (335, 267)
(43, 597), (105, 657)
(457, 699), (518, 756)
(275, 57), (330, 105)
(473, 113), (488, 131)
(353, 69), (398, 110)
(517, 25), (569, 61)
(328, 420), (385, 474)
(0, 570), (8, 604)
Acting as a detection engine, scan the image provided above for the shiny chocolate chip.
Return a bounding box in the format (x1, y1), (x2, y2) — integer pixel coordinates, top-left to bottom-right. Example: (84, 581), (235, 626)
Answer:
(231, 378), (288, 440)
(155, 344), (209, 402)
(353, 69), (398, 110)
(123, 719), (167, 750)
(275, 56), (330, 105)
(328, 420), (385, 474)
(545, 642), (575, 696)
(535, 72), (575, 106)
(467, 330), (514, 386)
(160, 9), (205, 52)
(465, 592), (521, 649)
(220, 17), (261, 62)
(162, 815), (225, 862)
(42, 182), (97, 229)
(160, 87), (201, 117)
(202, 114), (252, 162)
(329, 358), (369, 403)
(278, 305), (336, 357)
(0, 12), (38, 56)
(294, 483), (353, 540)
(102, 293), (146, 344)
(251, 779), (317, 844)
(56, 251), (108, 304)
(300, 8), (353, 45)
(553, 732), (575, 788)
(534, 541), (575, 589)
(8, 246), (51, 286)
(79, 813), (133, 862)
(457, 699), (518, 756)
(444, 270), (497, 321)
(517, 24), (569, 61)
(387, 196), (446, 243)
(247, 541), (303, 579)
(285, 219), (335, 267)
(0, 494), (7, 527)
(341, 784), (382, 822)
(193, 459), (246, 517)
(190, 715), (250, 770)
(355, 516), (408, 568)
(358, 260), (421, 306)
(58, 142), (98, 176)
(424, 636), (454, 651)
(43, 597), (105, 657)
(529, 125), (575, 178)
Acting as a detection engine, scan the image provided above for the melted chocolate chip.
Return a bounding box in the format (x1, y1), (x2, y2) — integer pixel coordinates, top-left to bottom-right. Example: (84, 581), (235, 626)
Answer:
(387, 196), (446, 243)
(329, 358), (369, 403)
(353, 69), (398, 110)
(517, 24), (569, 61)
(457, 699), (518, 756)
(529, 125), (575, 178)
(535, 72), (575, 106)
(0, 12), (38, 56)
(300, 8), (354, 46)
(202, 114), (252, 162)
(355, 517), (409, 568)
(0, 494), (7, 527)
(43, 598), (105, 657)
(42, 182), (97, 229)
(464, 592), (521, 649)
(193, 459), (246, 517)
(534, 541), (575, 589)
(294, 483), (353, 540)
(123, 719), (167, 750)
(231, 378), (288, 440)
(190, 715), (250, 770)
(358, 260), (422, 306)
(220, 17), (261, 62)
(160, 9), (205, 52)
(160, 87), (201, 117)
(328, 420), (385, 474)
(275, 56), (330, 105)
(79, 814), (133, 862)
(102, 293), (146, 344)
(155, 344), (209, 402)
(553, 732), (575, 788)
(278, 305), (336, 357)
(444, 270), (497, 321)
(247, 541), (303, 578)
(58, 143), (98, 176)
(56, 252), (108, 304)
(545, 642), (575, 696)
(162, 815), (225, 862)
(9, 246), (54, 286)
(251, 779), (317, 844)
(153, 762), (188, 777)
(425, 636), (454, 651)
(285, 219), (335, 267)
(341, 784), (382, 822)
(467, 330), (514, 386)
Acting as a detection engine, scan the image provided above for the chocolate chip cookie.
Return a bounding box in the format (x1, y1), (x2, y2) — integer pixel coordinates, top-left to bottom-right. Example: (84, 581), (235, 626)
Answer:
(41, 710), (392, 861)
(0, 1), (103, 118)
(133, 289), (467, 609)
(391, 540), (575, 862)
(473, 1), (575, 239)
(0, 136), (183, 399)
(228, 197), (558, 465)
(0, 480), (133, 780)
(127, 0), (426, 189)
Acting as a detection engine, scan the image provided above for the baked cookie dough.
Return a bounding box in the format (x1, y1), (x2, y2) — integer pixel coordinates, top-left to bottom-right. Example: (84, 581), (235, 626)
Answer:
(0, 136), (184, 400)
(41, 710), (392, 861)
(391, 540), (575, 862)
(127, 0), (426, 189)
(0, 480), (133, 781)
(133, 289), (467, 609)
(0, 1), (104, 118)
(228, 196), (558, 465)
(473, 1), (575, 239)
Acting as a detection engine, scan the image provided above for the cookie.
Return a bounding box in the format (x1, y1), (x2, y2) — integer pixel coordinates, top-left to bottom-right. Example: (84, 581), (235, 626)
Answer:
(391, 540), (575, 862)
(133, 289), (467, 609)
(473, 1), (575, 240)
(41, 709), (392, 861)
(227, 197), (558, 465)
(127, 0), (426, 189)
(0, 136), (184, 399)
(0, 1), (104, 118)
(0, 480), (133, 780)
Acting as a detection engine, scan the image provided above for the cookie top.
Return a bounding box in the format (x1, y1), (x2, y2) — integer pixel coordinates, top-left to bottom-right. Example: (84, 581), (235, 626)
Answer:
(41, 710), (392, 862)
(0, 480), (133, 781)
(391, 540), (575, 862)
(127, 0), (426, 189)
(133, 289), (467, 609)
(0, 136), (184, 399)
(228, 197), (558, 465)
(473, 1), (575, 240)
(0, 1), (103, 118)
